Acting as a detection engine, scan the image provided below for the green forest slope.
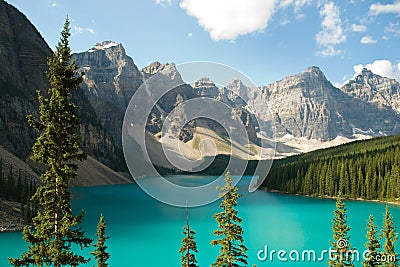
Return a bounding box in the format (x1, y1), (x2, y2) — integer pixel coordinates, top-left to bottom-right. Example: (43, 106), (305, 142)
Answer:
(263, 135), (400, 201)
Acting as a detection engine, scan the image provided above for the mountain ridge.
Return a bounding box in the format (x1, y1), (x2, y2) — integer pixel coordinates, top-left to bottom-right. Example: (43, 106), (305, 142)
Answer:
(340, 68), (400, 113)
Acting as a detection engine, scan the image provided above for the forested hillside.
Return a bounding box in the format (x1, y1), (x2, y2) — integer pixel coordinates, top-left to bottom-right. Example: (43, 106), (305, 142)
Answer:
(264, 135), (400, 201)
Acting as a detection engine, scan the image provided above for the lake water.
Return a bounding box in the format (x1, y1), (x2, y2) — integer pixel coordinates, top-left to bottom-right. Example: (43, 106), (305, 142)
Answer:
(1, 176), (399, 266)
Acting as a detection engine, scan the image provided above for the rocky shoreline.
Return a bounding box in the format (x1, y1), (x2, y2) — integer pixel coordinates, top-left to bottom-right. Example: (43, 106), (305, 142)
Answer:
(0, 198), (24, 232)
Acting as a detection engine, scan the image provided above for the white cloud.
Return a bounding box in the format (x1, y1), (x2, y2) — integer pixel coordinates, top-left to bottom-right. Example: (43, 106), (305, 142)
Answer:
(155, 0), (172, 6)
(73, 26), (95, 35)
(279, 0), (312, 12)
(353, 60), (400, 81)
(360, 35), (378, 44)
(188, 32), (193, 37)
(296, 13), (305, 20)
(179, 0), (312, 41)
(385, 22), (400, 36)
(179, 0), (280, 41)
(370, 1), (400, 16)
(316, 46), (343, 57)
(315, 2), (346, 56)
(280, 17), (290, 26)
(351, 24), (367, 32)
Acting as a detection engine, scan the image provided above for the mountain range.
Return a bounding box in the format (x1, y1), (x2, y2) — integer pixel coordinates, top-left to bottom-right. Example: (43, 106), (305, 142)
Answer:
(73, 40), (400, 160)
(1, 0), (400, 184)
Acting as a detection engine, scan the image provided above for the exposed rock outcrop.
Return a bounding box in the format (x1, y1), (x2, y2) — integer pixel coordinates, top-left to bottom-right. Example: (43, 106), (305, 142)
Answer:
(251, 66), (400, 141)
(341, 68), (400, 113)
(0, 0), (50, 159)
(74, 41), (143, 148)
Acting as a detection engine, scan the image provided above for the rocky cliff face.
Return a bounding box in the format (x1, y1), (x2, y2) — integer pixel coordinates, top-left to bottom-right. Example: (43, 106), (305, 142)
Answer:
(272, 67), (400, 140)
(73, 41), (143, 147)
(340, 68), (400, 113)
(196, 78), (259, 144)
(248, 67), (400, 141)
(0, 0), (50, 158)
(0, 1), (123, 171)
(142, 62), (197, 141)
(265, 66), (352, 140)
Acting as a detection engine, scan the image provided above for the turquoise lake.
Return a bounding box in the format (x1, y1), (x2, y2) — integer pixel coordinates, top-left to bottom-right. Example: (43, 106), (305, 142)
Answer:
(1, 176), (399, 266)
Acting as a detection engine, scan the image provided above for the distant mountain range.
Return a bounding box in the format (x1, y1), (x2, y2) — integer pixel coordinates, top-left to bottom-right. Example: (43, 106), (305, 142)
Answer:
(74, 40), (400, 160)
(1, 0), (400, 181)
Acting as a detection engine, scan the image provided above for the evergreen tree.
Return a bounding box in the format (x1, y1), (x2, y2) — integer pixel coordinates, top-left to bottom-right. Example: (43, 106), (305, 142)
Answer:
(263, 134), (400, 201)
(9, 18), (91, 267)
(363, 215), (380, 267)
(211, 172), (248, 267)
(329, 192), (354, 267)
(0, 157), (3, 197)
(91, 214), (110, 267)
(24, 197), (32, 225)
(380, 206), (398, 267)
(6, 164), (13, 200)
(179, 205), (198, 267)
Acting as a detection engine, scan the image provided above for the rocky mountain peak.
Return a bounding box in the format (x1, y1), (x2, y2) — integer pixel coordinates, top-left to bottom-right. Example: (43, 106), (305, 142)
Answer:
(267, 66), (333, 96)
(142, 61), (171, 76)
(159, 63), (183, 82)
(225, 77), (250, 101)
(227, 77), (244, 88)
(83, 40), (128, 68)
(341, 68), (400, 113)
(91, 40), (120, 50)
(191, 77), (219, 98)
(192, 77), (216, 89)
(359, 67), (374, 77)
(141, 62), (184, 85)
(305, 66), (323, 73)
(73, 41), (143, 147)
(350, 68), (377, 84)
(303, 66), (329, 81)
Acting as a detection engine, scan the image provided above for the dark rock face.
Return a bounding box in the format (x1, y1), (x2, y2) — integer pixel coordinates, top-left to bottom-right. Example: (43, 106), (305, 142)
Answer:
(142, 61), (172, 79)
(340, 68), (400, 113)
(0, 0), (50, 158)
(73, 41), (143, 148)
(0, 1), (122, 170)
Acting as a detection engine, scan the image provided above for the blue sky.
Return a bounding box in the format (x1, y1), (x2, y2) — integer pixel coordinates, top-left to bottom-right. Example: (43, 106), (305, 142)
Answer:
(5, 0), (400, 87)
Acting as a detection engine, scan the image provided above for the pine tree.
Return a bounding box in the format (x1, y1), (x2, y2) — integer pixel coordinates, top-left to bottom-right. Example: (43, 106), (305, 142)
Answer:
(91, 214), (110, 267)
(211, 172), (248, 267)
(179, 205), (198, 267)
(0, 157), (3, 197)
(24, 197), (32, 225)
(380, 206), (398, 267)
(6, 164), (13, 200)
(9, 18), (91, 267)
(362, 215), (380, 267)
(329, 192), (354, 267)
